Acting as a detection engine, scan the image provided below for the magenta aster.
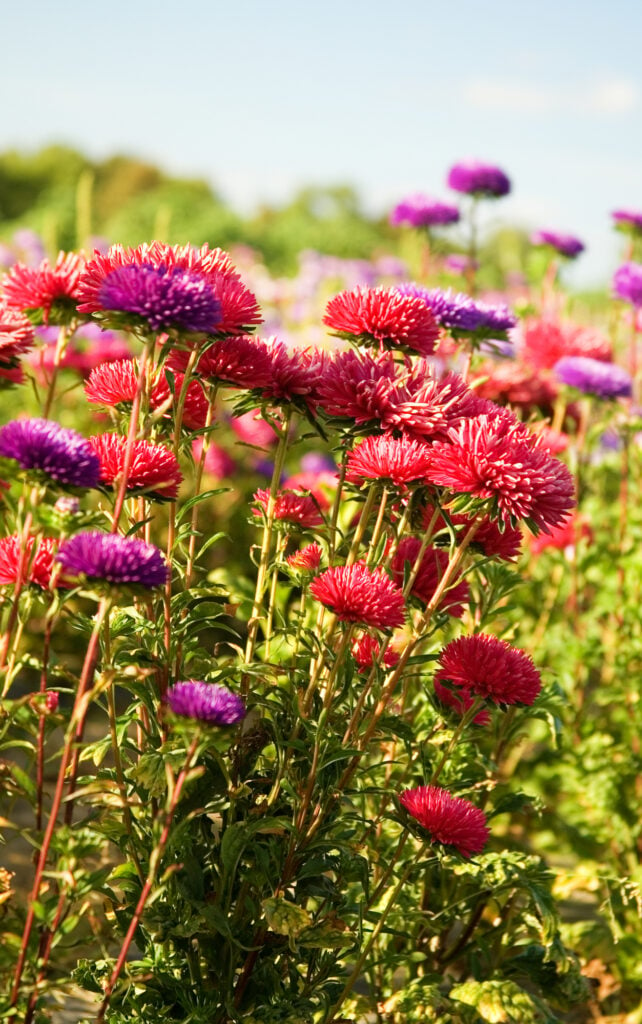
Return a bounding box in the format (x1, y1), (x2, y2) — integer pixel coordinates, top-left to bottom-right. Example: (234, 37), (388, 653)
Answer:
(309, 562), (406, 630)
(323, 286), (440, 357)
(390, 537), (469, 616)
(390, 194), (460, 229)
(399, 785), (489, 858)
(447, 160), (510, 199)
(612, 262), (642, 307)
(89, 433), (183, 500)
(0, 304), (35, 355)
(166, 681), (245, 725)
(286, 542), (323, 570)
(345, 434), (433, 488)
(435, 633), (541, 707)
(0, 418), (101, 490)
(253, 489), (325, 529)
(56, 531), (168, 589)
(1, 251), (85, 324)
(531, 229), (585, 259)
(352, 632), (399, 672)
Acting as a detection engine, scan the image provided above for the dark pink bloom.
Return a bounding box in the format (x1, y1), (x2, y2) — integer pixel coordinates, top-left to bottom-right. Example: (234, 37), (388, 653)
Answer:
(169, 334), (274, 389)
(390, 194), (460, 229)
(2, 252), (85, 324)
(435, 633), (541, 707)
(345, 434), (433, 488)
(399, 785), (489, 858)
(531, 230), (584, 259)
(0, 535), (59, 589)
(253, 489), (325, 528)
(286, 542), (323, 570)
(447, 160), (510, 199)
(316, 349), (397, 425)
(0, 304), (35, 355)
(433, 677), (491, 726)
(521, 319), (612, 371)
(323, 286), (440, 357)
(89, 433), (183, 499)
(352, 632), (399, 672)
(309, 562), (406, 630)
(390, 537), (469, 616)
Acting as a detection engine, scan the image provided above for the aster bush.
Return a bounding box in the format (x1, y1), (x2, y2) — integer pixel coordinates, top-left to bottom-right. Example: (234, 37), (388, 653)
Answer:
(0, 217), (636, 1024)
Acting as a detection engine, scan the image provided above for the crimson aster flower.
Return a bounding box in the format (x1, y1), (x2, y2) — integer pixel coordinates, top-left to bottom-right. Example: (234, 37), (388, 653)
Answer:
(531, 229), (585, 259)
(323, 286), (440, 357)
(89, 433), (183, 499)
(390, 194), (460, 229)
(1, 251), (84, 324)
(419, 505), (522, 562)
(345, 434), (433, 488)
(0, 535), (59, 589)
(554, 355), (632, 400)
(286, 542), (323, 570)
(472, 360), (558, 416)
(169, 334), (274, 389)
(520, 318), (612, 370)
(253, 489), (324, 528)
(447, 160), (510, 199)
(390, 537), (469, 616)
(399, 785), (489, 858)
(56, 531), (168, 589)
(433, 676), (491, 726)
(612, 262), (642, 307)
(424, 414), (575, 534)
(309, 562), (406, 629)
(0, 304), (35, 355)
(352, 632), (399, 672)
(384, 365), (475, 440)
(166, 681), (246, 725)
(0, 418), (101, 489)
(435, 633), (541, 707)
(316, 349), (397, 425)
(85, 360), (209, 430)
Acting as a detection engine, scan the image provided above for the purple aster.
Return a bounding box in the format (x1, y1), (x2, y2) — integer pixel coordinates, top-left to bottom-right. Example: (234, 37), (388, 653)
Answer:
(390, 194), (460, 229)
(98, 262), (222, 333)
(0, 418), (101, 489)
(447, 160), (511, 199)
(554, 356), (632, 400)
(531, 230), (585, 259)
(397, 284), (517, 339)
(56, 531), (169, 588)
(613, 262), (642, 307)
(166, 681), (246, 725)
(612, 209), (642, 236)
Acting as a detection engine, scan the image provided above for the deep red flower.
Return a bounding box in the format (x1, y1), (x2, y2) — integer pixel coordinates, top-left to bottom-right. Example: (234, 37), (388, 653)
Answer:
(0, 363), (25, 386)
(309, 562), (406, 629)
(346, 434), (433, 488)
(352, 632), (399, 672)
(253, 489), (325, 528)
(286, 542), (323, 570)
(384, 367), (475, 441)
(390, 537), (469, 616)
(88, 433), (183, 499)
(2, 252), (85, 324)
(169, 335), (274, 388)
(0, 535), (59, 589)
(0, 304), (35, 355)
(433, 676), (491, 726)
(521, 319), (612, 371)
(420, 505), (522, 562)
(150, 370), (210, 430)
(316, 349), (397, 425)
(435, 633), (541, 706)
(424, 413), (575, 534)
(259, 340), (328, 406)
(399, 785), (489, 858)
(324, 286), (440, 356)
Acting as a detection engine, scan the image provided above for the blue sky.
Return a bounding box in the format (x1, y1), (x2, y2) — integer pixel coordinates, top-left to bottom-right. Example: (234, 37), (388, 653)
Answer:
(3, 0), (641, 285)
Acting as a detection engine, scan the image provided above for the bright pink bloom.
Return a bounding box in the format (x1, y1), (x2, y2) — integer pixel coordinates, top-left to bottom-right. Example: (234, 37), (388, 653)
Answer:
(253, 489), (325, 528)
(169, 334), (274, 389)
(316, 349), (397, 425)
(521, 319), (612, 371)
(228, 411), (278, 448)
(435, 633), (541, 707)
(0, 535), (59, 589)
(85, 360), (209, 430)
(472, 361), (558, 415)
(2, 252), (85, 323)
(420, 505), (522, 562)
(286, 542), (323, 570)
(390, 537), (469, 616)
(346, 434), (433, 488)
(192, 439), (236, 480)
(399, 785), (489, 858)
(324, 286), (440, 356)
(383, 366), (474, 441)
(0, 304), (35, 355)
(352, 632), (399, 672)
(433, 677), (491, 726)
(282, 471), (337, 510)
(529, 513), (591, 555)
(309, 562), (406, 629)
(89, 433), (183, 499)
(259, 340), (327, 406)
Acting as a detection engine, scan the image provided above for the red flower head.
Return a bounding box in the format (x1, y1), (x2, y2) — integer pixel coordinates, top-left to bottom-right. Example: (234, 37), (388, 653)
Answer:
(345, 434), (433, 488)
(169, 334), (274, 388)
(435, 633), (541, 707)
(85, 360), (209, 431)
(352, 632), (400, 672)
(2, 252), (85, 324)
(521, 319), (612, 371)
(390, 537), (469, 616)
(324, 286), (441, 356)
(472, 360), (559, 416)
(150, 370), (210, 430)
(89, 433), (183, 500)
(0, 535), (59, 589)
(424, 413), (575, 534)
(259, 340), (328, 407)
(253, 489), (325, 529)
(286, 542), (323, 570)
(433, 676), (491, 725)
(0, 304), (35, 356)
(309, 562), (406, 630)
(399, 785), (489, 858)
(421, 506), (522, 562)
(385, 366), (475, 441)
(316, 349), (397, 425)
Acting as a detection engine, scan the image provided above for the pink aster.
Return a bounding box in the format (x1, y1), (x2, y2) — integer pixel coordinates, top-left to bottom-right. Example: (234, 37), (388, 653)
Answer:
(472, 360), (559, 416)
(85, 360), (209, 430)
(0, 304), (35, 355)
(433, 677), (491, 726)
(286, 542), (323, 570)
(169, 335), (274, 389)
(259, 339), (328, 407)
(88, 433), (183, 500)
(352, 632), (399, 672)
(420, 505), (522, 562)
(345, 434), (433, 488)
(309, 562), (406, 630)
(323, 286), (441, 357)
(253, 489), (325, 528)
(424, 413), (575, 534)
(399, 785), (489, 858)
(282, 471), (337, 510)
(435, 633), (541, 707)
(384, 365), (475, 440)
(0, 535), (60, 590)
(1, 251), (85, 324)
(521, 319), (612, 371)
(316, 349), (398, 425)
(390, 537), (469, 616)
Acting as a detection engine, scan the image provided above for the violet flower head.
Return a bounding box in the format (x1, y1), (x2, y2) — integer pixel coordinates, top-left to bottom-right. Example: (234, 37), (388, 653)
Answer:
(531, 230), (585, 259)
(98, 262), (223, 333)
(390, 194), (460, 229)
(447, 160), (511, 199)
(612, 209), (642, 236)
(554, 356), (633, 400)
(613, 262), (642, 307)
(57, 531), (169, 589)
(167, 681), (246, 725)
(0, 419), (101, 489)
(398, 285), (517, 339)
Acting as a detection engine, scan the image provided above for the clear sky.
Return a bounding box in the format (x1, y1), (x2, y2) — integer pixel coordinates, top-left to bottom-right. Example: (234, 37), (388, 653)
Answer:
(3, 0), (641, 286)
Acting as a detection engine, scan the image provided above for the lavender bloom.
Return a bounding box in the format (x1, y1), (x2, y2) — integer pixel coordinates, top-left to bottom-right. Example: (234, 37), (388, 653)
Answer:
(398, 284), (517, 338)
(554, 356), (632, 400)
(613, 262), (642, 307)
(447, 160), (511, 198)
(444, 253), (478, 274)
(56, 531), (169, 588)
(612, 209), (642, 235)
(531, 230), (585, 259)
(99, 262), (222, 333)
(0, 419), (101, 489)
(167, 681), (246, 725)
(390, 194), (460, 229)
